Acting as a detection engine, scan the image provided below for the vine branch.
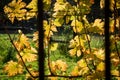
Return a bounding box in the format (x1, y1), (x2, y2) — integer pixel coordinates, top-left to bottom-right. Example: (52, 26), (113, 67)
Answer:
(4, 26), (38, 78)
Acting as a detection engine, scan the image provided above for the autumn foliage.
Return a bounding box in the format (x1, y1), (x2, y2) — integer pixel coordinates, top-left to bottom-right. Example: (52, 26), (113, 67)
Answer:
(2, 0), (120, 80)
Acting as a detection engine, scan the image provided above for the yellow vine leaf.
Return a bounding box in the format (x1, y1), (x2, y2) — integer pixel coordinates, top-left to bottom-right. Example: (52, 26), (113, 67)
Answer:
(14, 41), (24, 51)
(20, 34), (30, 48)
(69, 39), (76, 48)
(44, 20), (56, 36)
(77, 59), (87, 68)
(50, 43), (58, 51)
(54, 2), (66, 11)
(109, 19), (119, 33)
(92, 19), (104, 34)
(50, 61), (57, 75)
(69, 36), (85, 57)
(53, 1), (72, 24)
(92, 19), (104, 28)
(110, 0), (114, 11)
(26, 0), (38, 20)
(4, 60), (23, 76)
(82, 34), (91, 41)
(43, 20), (58, 47)
(111, 70), (119, 76)
(100, 0), (104, 9)
(26, 0), (38, 11)
(33, 31), (39, 47)
(19, 49), (37, 62)
(71, 19), (83, 33)
(69, 48), (81, 57)
(93, 49), (105, 60)
(68, 48), (76, 56)
(96, 62), (105, 71)
(33, 31), (39, 42)
(55, 60), (67, 71)
(111, 58), (120, 67)
(4, 0), (27, 22)
(53, 19), (62, 26)
(116, 0), (120, 9)
(77, 49), (81, 57)
(51, 25), (58, 32)
(69, 36), (85, 48)
(71, 66), (79, 76)
(65, 16), (71, 24)
(14, 30), (30, 51)
(79, 67), (89, 76)
(75, 35), (85, 47)
(31, 47), (38, 53)
(53, 18), (64, 27)
(50, 60), (67, 74)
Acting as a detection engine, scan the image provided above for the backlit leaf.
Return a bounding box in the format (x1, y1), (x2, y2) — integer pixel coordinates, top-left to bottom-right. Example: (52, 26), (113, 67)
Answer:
(69, 48), (76, 56)
(97, 62), (105, 71)
(14, 31), (30, 51)
(50, 60), (67, 74)
(4, 60), (23, 76)
(77, 49), (81, 57)
(79, 67), (89, 75)
(111, 70), (119, 76)
(93, 49), (105, 60)
(51, 25), (58, 32)
(56, 60), (67, 71)
(69, 36), (85, 57)
(100, 0), (104, 9)
(54, 2), (66, 11)
(77, 59), (87, 68)
(71, 66), (79, 76)
(92, 19), (104, 30)
(26, 0), (38, 20)
(4, 0), (27, 22)
(53, 18), (64, 27)
(20, 49), (37, 62)
(69, 39), (76, 48)
(71, 19), (83, 33)
(50, 43), (58, 51)
(50, 61), (57, 75)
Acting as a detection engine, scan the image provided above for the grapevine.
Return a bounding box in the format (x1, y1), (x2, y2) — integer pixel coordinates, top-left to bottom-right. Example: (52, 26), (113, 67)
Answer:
(2, 0), (120, 79)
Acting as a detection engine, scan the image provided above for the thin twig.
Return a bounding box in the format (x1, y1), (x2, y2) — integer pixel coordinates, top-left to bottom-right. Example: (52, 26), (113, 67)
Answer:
(44, 75), (82, 78)
(47, 10), (55, 75)
(4, 26), (38, 78)
(113, 0), (120, 77)
(73, 8), (93, 73)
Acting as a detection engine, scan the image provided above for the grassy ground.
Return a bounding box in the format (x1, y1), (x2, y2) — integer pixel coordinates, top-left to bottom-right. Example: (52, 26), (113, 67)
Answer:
(0, 34), (17, 65)
(0, 33), (104, 79)
(0, 34), (19, 79)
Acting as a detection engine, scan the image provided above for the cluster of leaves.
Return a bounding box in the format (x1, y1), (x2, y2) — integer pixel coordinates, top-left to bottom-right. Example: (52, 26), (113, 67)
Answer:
(4, 0), (37, 23)
(2, 0), (120, 80)
(4, 30), (38, 79)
